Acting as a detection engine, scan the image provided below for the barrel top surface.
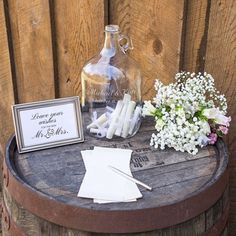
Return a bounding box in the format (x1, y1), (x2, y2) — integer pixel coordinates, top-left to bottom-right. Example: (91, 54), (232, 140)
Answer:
(6, 118), (228, 212)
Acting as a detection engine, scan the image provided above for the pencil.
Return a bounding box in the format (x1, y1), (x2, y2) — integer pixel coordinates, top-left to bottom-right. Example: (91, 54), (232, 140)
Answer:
(108, 166), (152, 191)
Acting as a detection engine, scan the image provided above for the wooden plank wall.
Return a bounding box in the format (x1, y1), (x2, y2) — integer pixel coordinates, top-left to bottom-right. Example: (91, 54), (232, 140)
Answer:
(204, 1), (236, 234)
(54, 0), (105, 98)
(183, 1), (236, 234)
(7, 0), (55, 103)
(0, 0), (235, 233)
(0, 0), (15, 160)
(109, 0), (185, 100)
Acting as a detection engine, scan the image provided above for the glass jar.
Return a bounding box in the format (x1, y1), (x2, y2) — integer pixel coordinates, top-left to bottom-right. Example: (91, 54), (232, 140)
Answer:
(81, 25), (142, 139)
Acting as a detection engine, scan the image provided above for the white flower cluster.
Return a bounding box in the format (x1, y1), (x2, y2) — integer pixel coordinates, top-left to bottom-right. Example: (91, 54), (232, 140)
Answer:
(143, 72), (230, 155)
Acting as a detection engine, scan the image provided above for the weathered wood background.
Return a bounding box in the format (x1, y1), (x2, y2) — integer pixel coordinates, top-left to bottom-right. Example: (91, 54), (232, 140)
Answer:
(0, 0), (235, 234)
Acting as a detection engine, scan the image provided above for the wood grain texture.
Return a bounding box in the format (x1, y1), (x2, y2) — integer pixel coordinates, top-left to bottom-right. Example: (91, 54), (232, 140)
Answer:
(204, 0), (236, 234)
(0, 0), (236, 234)
(109, 0), (185, 100)
(204, 0), (236, 159)
(206, 198), (223, 230)
(2, 119), (229, 235)
(221, 225), (228, 236)
(2, 188), (228, 236)
(183, 0), (210, 72)
(54, 0), (105, 98)
(13, 116), (220, 211)
(7, 0), (55, 103)
(0, 0), (15, 158)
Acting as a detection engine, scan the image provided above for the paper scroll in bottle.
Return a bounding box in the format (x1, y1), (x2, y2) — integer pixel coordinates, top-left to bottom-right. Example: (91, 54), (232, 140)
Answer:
(121, 101), (136, 138)
(87, 113), (108, 129)
(106, 100), (123, 139)
(129, 106), (142, 135)
(115, 94), (131, 136)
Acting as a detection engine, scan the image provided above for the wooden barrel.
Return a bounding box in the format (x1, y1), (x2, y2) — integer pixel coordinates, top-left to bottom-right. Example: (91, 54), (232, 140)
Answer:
(2, 118), (229, 236)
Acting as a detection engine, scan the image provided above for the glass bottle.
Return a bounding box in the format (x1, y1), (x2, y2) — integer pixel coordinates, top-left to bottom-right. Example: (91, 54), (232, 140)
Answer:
(81, 25), (142, 139)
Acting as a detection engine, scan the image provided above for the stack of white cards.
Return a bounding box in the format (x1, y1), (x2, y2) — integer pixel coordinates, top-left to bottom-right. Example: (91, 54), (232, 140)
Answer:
(77, 147), (142, 203)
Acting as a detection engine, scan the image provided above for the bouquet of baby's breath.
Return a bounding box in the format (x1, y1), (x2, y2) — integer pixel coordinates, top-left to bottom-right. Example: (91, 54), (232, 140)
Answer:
(143, 72), (231, 155)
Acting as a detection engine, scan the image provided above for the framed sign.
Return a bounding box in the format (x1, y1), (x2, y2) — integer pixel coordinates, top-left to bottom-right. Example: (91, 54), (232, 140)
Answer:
(12, 96), (84, 153)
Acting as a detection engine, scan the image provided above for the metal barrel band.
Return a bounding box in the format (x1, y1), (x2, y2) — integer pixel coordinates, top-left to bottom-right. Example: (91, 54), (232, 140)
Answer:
(3, 158), (9, 187)
(0, 200), (3, 216)
(2, 201), (10, 230)
(4, 156), (229, 233)
(2, 200), (25, 235)
(4, 136), (229, 233)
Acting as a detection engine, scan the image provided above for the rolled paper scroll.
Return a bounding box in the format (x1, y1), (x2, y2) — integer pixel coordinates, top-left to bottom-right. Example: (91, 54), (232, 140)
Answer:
(87, 113), (108, 129)
(106, 100), (123, 139)
(129, 106), (142, 135)
(115, 94), (131, 136)
(90, 128), (100, 134)
(121, 101), (136, 138)
(90, 128), (107, 138)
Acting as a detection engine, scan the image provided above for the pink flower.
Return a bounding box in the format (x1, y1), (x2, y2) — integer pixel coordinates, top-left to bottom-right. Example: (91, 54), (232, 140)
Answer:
(218, 126), (228, 135)
(208, 133), (218, 145)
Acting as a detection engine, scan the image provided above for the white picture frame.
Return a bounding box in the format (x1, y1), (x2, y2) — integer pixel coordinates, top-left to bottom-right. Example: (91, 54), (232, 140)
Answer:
(12, 96), (84, 153)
